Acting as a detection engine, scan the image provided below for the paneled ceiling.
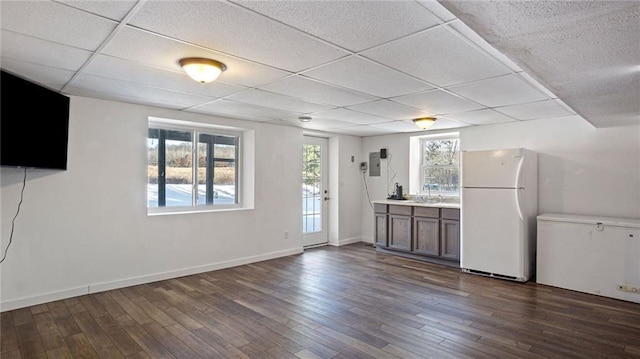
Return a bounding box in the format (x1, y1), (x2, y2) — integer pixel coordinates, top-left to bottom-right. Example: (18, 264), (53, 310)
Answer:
(1, 1), (637, 136)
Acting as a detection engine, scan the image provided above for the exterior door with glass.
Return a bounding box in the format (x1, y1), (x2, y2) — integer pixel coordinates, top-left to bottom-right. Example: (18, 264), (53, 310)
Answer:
(302, 136), (329, 247)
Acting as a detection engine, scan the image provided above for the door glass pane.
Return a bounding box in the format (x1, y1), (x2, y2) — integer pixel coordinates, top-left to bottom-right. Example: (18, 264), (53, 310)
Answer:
(302, 144), (321, 233)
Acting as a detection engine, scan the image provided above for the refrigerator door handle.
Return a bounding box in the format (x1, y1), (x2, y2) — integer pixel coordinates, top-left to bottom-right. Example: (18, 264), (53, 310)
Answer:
(515, 157), (524, 221)
(515, 188), (524, 221)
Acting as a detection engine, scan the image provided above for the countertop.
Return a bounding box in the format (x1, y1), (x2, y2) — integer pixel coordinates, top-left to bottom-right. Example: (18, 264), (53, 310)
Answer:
(372, 199), (461, 209)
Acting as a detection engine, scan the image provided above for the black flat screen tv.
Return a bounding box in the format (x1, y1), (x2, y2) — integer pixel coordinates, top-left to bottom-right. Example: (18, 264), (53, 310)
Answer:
(1, 69), (70, 170)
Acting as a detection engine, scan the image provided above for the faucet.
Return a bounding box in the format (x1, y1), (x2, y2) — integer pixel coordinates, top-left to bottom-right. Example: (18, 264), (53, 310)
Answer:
(438, 194), (443, 203)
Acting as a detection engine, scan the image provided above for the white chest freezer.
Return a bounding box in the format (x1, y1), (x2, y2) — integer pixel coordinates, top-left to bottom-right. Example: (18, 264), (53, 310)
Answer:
(537, 213), (640, 303)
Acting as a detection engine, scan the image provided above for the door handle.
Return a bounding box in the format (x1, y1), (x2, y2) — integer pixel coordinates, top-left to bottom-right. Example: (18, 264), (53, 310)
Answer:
(324, 197), (331, 201)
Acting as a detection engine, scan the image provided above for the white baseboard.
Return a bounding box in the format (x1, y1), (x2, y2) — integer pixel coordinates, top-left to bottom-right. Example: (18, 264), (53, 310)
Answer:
(335, 236), (363, 246)
(1, 247), (303, 312)
(1, 286), (88, 312)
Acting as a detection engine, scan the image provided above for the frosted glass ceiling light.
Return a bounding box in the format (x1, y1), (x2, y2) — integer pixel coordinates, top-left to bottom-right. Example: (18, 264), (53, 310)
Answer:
(413, 117), (436, 129)
(179, 58), (226, 83)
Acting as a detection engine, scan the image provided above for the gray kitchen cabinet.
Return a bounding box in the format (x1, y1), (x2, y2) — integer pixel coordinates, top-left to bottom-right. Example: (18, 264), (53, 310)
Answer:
(440, 208), (460, 260)
(388, 205), (412, 251)
(374, 207), (388, 247)
(413, 206), (440, 256)
(374, 202), (460, 266)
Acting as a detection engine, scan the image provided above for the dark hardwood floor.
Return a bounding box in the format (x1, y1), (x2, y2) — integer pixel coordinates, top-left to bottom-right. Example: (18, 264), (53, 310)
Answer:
(2, 243), (639, 358)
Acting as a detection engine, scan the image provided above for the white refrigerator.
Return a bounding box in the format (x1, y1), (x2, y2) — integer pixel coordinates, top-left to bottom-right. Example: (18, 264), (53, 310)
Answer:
(461, 148), (538, 282)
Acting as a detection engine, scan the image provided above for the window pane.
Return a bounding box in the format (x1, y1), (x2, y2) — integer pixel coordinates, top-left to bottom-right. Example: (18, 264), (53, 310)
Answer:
(196, 134), (237, 206)
(165, 130), (193, 207)
(147, 135), (159, 208)
(148, 124), (240, 211)
(422, 138), (460, 197)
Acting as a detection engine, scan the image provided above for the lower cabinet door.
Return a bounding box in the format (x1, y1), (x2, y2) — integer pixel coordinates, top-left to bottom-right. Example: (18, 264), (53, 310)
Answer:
(413, 217), (440, 256)
(389, 215), (412, 251)
(441, 219), (460, 260)
(374, 213), (388, 247)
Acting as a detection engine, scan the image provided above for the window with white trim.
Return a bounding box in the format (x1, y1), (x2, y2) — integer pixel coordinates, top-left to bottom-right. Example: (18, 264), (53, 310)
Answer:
(420, 134), (460, 198)
(147, 119), (241, 212)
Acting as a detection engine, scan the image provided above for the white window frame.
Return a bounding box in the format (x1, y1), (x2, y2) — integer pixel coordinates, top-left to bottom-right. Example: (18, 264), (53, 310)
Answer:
(409, 132), (460, 199)
(147, 117), (251, 216)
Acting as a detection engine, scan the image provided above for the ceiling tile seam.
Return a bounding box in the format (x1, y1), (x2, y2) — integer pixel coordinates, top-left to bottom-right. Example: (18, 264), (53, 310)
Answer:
(440, 73), (554, 108)
(444, 19), (523, 74)
(0, 28), (96, 54)
(314, 108), (399, 123)
(413, 1), (455, 22)
(351, 53), (442, 89)
(353, 21), (452, 55)
(50, 0), (138, 23)
(353, 22), (452, 54)
(385, 86), (490, 115)
(293, 73), (384, 102)
(121, 25), (299, 76)
(0, 55), (76, 83)
(225, 0), (359, 55)
(61, 0), (150, 93)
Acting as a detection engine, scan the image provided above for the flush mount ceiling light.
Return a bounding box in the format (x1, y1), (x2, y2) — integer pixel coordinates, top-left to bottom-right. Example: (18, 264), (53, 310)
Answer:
(413, 117), (437, 130)
(299, 116), (312, 123)
(179, 57), (227, 83)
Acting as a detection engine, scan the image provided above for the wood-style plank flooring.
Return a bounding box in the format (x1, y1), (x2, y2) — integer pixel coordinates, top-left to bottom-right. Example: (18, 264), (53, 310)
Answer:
(2, 243), (639, 358)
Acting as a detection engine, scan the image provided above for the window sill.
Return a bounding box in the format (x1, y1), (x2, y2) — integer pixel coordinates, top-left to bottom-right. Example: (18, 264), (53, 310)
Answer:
(147, 204), (252, 216)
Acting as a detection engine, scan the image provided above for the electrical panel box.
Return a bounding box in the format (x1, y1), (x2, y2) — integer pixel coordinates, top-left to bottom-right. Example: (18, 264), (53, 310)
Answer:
(369, 152), (381, 176)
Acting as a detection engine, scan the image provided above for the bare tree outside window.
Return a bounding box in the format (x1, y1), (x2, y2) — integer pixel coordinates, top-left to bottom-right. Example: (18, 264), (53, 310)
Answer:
(422, 138), (460, 198)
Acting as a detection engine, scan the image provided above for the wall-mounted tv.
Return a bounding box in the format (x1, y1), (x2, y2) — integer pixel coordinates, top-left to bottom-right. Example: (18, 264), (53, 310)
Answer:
(1, 69), (70, 170)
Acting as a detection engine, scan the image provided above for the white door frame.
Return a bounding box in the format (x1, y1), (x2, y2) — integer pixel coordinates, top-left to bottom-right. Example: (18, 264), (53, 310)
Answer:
(302, 136), (329, 247)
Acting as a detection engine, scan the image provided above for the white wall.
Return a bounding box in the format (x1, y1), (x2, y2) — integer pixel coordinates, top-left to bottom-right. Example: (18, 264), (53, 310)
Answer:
(361, 115), (640, 241)
(332, 135), (364, 245)
(0, 96), (304, 310)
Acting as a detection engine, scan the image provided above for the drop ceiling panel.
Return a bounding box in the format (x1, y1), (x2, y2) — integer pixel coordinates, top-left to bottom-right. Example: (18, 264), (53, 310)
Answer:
(57, 0), (138, 21)
(312, 108), (391, 125)
(281, 117), (357, 131)
(0, 1), (116, 51)
(101, 27), (290, 88)
(448, 74), (550, 107)
(129, 1), (349, 72)
(69, 74), (216, 109)
(439, 1), (639, 128)
(227, 89), (334, 114)
(331, 125), (392, 137)
(372, 120), (426, 133)
(417, 0), (457, 22)
(0, 59), (75, 91)
(191, 99), (301, 122)
(347, 100), (433, 121)
(302, 56), (433, 98)
(84, 55), (247, 99)
(495, 99), (575, 121)
(427, 117), (470, 130)
(259, 76), (378, 107)
(233, 0), (441, 52)
(448, 21), (522, 73)
(1, 30), (92, 72)
(392, 89), (484, 115)
(443, 108), (516, 125)
(362, 26), (512, 87)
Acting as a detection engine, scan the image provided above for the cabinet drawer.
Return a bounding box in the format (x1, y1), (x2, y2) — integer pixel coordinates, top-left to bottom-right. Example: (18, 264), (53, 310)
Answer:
(389, 205), (412, 216)
(374, 203), (387, 213)
(414, 206), (439, 218)
(442, 208), (460, 220)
